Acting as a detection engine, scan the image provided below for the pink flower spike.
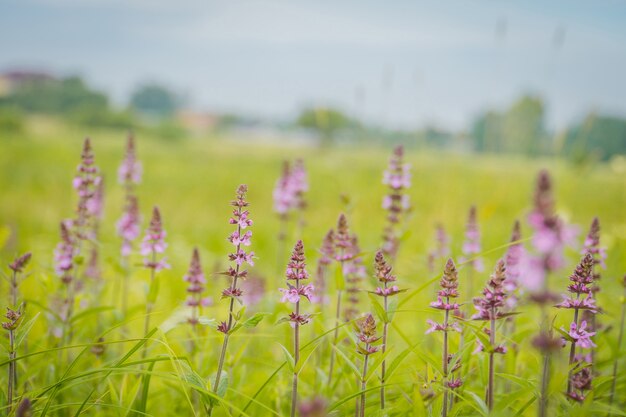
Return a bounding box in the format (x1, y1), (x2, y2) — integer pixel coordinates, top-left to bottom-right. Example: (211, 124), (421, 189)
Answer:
(568, 320), (596, 349)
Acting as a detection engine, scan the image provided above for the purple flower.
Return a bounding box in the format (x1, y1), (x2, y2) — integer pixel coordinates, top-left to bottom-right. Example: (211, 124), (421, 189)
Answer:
(86, 178), (104, 219)
(311, 229), (334, 305)
(54, 220), (77, 278)
(185, 248), (207, 323)
(280, 240), (313, 324)
(460, 206), (484, 272)
(230, 210), (253, 229)
(425, 319), (461, 334)
(556, 294), (597, 313)
(472, 259), (508, 320)
(72, 138), (102, 241)
(117, 195), (141, 256)
(141, 207), (169, 271)
(526, 170), (579, 290)
(504, 220), (525, 308)
(381, 145), (411, 259)
(355, 314), (381, 355)
(222, 288), (243, 299)
(568, 321), (596, 349)
(430, 297), (459, 311)
(280, 287), (300, 303)
(118, 134), (142, 185)
(272, 159), (308, 215)
(228, 230), (252, 246)
(9, 252), (32, 273)
(343, 235), (366, 321)
(229, 249), (255, 266)
(582, 217), (606, 294)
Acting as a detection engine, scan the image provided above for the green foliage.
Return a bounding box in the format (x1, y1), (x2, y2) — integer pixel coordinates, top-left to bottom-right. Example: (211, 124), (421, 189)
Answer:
(296, 106), (359, 145)
(563, 113), (626, 161)
(130, 84), (181, 117)
(0, 76), (108, 115)
(471, 95), (548, 155)
(0, 126), (624, 416)
(0, 107), (25, 135)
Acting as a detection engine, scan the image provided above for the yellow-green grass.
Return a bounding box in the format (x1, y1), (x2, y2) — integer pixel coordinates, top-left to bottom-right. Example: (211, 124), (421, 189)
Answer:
(0, 121), (625, 416)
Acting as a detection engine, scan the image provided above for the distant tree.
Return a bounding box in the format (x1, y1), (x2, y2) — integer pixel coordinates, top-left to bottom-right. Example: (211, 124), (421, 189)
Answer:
(0, 76), (108, 114)
(470, 95), (547, 155)
(471, 111), (504, 153)
(503, 95), (547, 155)
(130, 84), (180, 118)
(296, 107), (359, 146)
(564, 113), (626, 161)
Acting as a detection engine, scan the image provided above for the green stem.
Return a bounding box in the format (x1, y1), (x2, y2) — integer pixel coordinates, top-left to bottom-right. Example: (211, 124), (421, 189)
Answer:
(359, 351), (370, 417)
(327, 289), (342, 386)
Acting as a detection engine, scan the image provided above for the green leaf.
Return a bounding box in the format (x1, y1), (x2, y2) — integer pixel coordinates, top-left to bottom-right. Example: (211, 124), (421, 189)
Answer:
(208, 371), (229, 407)
(277, 343), (295, 372)
(331, 345), (361, 379)
(295, 341), (322, 373)
(234, 306), (246, 321)
(16, 312), (40, 349)
(472, 326), (493, 353)
(198, 317), (218, 329)
(412, 384), (428, 417)
(242, 312), (268, 328)
(386, 343), (419, 380)
(275, 316), (291, 325)
(387, 297), (399, 322)
(70, 306), (114, 324)
(368, 293), (389, 323)
(182, 367), (211, 407)
(365, 346), (394, 382)
(553, 325), (573, 342)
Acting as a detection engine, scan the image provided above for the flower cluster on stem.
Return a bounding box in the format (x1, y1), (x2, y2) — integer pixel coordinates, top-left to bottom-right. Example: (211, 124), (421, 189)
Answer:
(473, 259), (509, 411)
(141, 207), (169, 272)
(54, 220), (77, 328)
(526, 170), (578, 291)
(343, 235), (366, 321)
(184, 248), (210, 326)
(117, 135), (142, 258)
(355, 313), (381, 417)
(556, 253), (597, 402)
(311, 229), (334, 305)
(273, 159), (308, 216)
(72, 138), (101, 242)
(327, 213), (357, 385)
(210, 185), (254, 414)
(381, 145), (411, 260)
(279, 240), (312, 417)
(373, 250), (402, 409)
(118, 134), (142, 185)
(428, 258), (462, 417)
(460, 205), (483, 273)
(504, 221), (525, 309)
(5, 253), (30, 414)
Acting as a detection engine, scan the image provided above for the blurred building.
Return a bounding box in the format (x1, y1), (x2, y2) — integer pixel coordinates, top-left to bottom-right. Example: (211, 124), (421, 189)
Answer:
(0, 70), (55, 96)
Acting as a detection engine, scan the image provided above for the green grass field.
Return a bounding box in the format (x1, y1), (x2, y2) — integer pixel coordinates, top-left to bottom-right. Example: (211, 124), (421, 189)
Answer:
(0, 122), (625, 416)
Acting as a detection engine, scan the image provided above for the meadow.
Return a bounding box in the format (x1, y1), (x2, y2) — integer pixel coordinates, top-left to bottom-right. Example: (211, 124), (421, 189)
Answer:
(0, 121), (625, 416)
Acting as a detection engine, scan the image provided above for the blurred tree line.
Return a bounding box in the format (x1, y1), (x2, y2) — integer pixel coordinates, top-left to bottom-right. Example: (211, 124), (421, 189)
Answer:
(0, 72), (624, 161)
(470, 95), (626, 161)
(0, 74), (184, 138)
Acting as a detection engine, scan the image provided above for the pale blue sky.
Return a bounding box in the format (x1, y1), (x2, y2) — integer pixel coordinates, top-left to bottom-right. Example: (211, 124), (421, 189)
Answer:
(2, 0), (626, 129)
